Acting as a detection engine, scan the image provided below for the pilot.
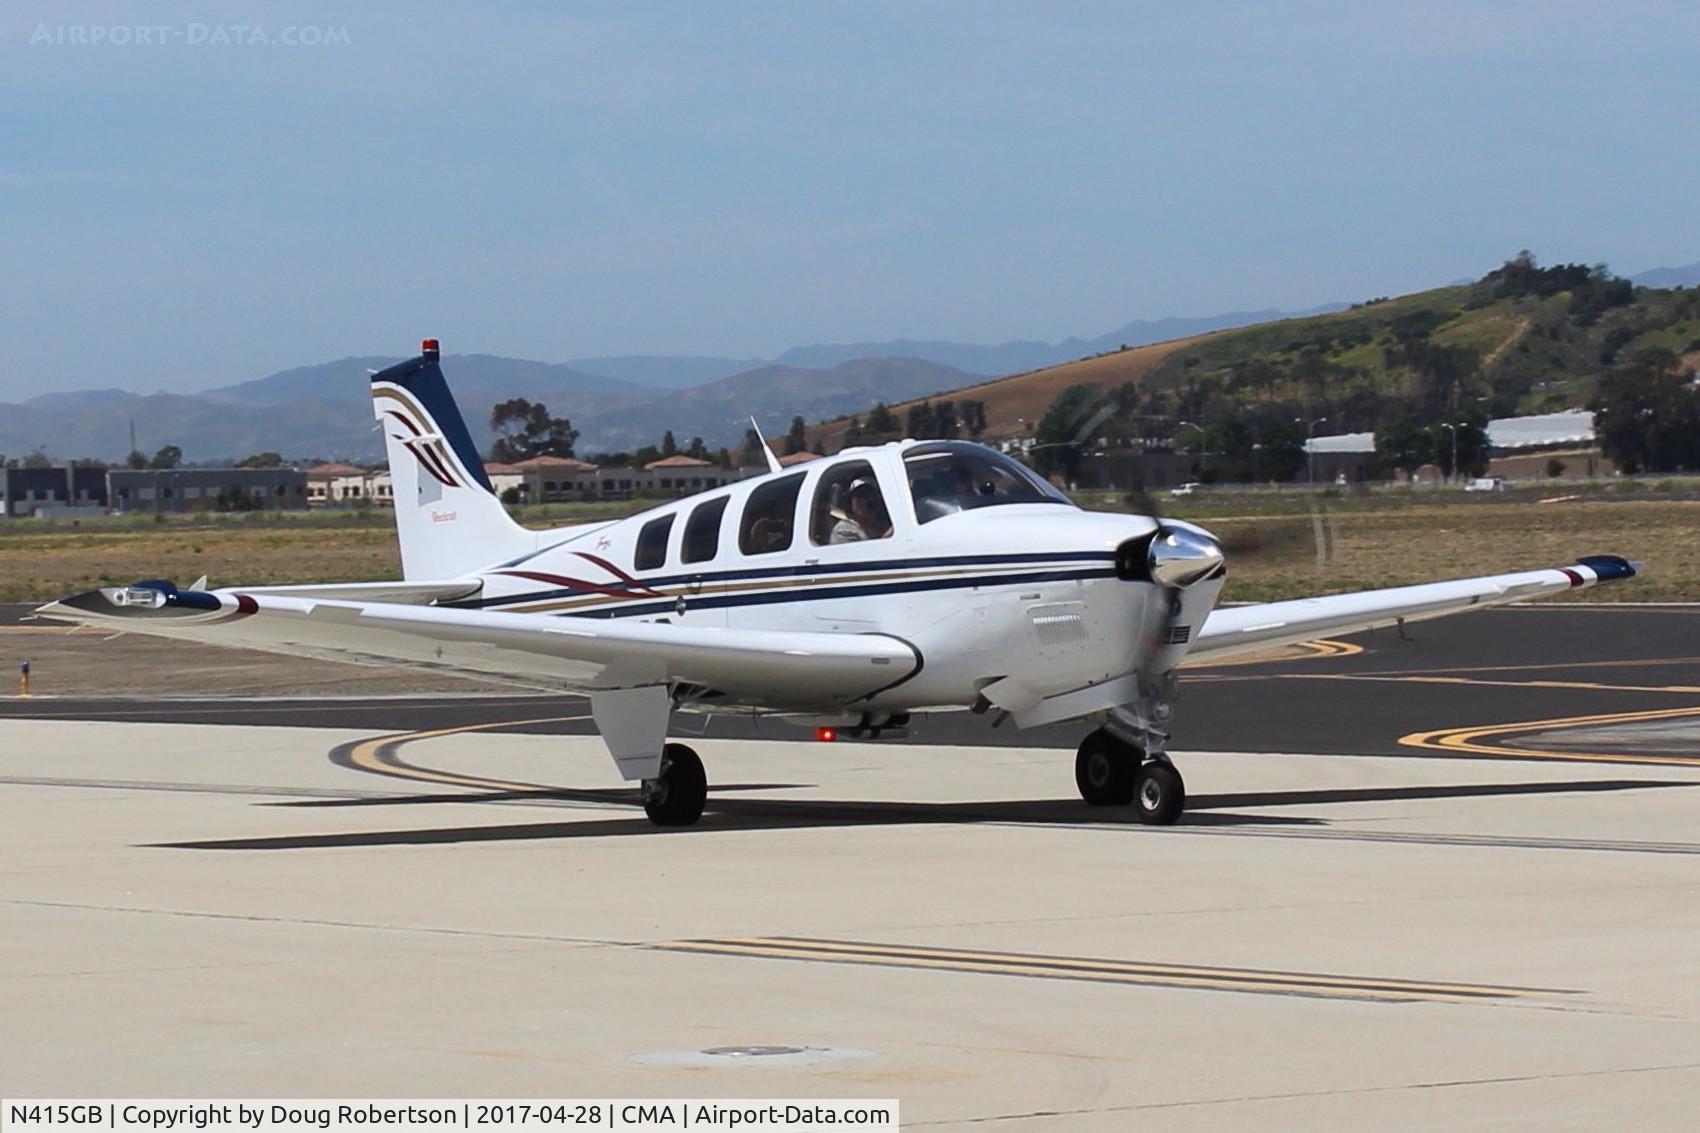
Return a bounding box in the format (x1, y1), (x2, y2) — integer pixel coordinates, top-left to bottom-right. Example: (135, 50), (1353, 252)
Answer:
(829, 478), (891, 543)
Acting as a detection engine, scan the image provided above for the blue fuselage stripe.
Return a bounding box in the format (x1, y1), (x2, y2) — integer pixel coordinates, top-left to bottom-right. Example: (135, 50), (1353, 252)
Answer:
(463, 551), (1119, 611)
(556, 566), (1119, 619)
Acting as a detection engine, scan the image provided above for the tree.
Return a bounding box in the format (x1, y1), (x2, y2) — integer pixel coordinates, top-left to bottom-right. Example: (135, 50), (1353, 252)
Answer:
(150, 445), (182, 470)
(844, 417), (865, 446)
(1594, 348), (1700, 472)
(22, 450), (53, 469)
(782, 415), (807, 456)
(740, 428), (767, 467)
(1031, 385), (1104, 476)
(661, 430), (678, 458)
(866, 403), (897, 436)
(489, 399), (579, 462)
(961, 400), (988, 437)
(126, 450), (148, 469)
(1254, 417), (1307, 482)
(933, 400), (959, 440)
(237, 452), (284, 469)
(686, 436), (709, 460)
(1375, 418), (1435, 475)
(906, 402), (937, 441)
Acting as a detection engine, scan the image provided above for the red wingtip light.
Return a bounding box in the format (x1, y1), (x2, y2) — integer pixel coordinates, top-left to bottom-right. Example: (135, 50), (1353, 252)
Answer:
(420, 338), (440, 355)
(815, 726), (838, 743)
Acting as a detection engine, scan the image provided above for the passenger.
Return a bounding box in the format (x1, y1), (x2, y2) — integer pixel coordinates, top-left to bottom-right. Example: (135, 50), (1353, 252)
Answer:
(829, 478), (891, 543)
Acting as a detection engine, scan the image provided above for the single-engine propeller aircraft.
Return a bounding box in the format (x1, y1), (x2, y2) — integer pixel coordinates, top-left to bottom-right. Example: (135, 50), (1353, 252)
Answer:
(38, 341), (1640, 826)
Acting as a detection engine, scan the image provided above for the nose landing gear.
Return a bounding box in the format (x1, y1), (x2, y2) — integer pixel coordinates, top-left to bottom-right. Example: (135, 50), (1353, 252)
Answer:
(1073, 726), (1186, 825)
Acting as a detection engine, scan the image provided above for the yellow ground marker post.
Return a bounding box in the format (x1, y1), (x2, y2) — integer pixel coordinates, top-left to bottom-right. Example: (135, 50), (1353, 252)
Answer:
(16, 661), (29, 698)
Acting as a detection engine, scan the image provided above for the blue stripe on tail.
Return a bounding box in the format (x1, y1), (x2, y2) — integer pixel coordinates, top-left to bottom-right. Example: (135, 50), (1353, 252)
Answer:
(371, 351), (493, 492)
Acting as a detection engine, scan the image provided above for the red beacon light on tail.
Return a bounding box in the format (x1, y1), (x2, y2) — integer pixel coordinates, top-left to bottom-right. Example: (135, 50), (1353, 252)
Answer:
(420, 338), (440, 356)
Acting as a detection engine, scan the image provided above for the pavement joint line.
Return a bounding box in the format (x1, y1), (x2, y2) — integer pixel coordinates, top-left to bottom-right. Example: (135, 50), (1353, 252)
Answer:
(2, 898), (631, 949)
(1140, 824), (1700, 854)
(0, 774), (390, 800)
(903, 1059), (1700, 1126)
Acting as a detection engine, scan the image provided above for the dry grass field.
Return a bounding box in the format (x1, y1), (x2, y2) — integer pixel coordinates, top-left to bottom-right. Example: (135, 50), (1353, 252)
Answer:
(0, 522), (403, 604)
(2, 497), (1694, 606)
(1193, 498), (1700, 603)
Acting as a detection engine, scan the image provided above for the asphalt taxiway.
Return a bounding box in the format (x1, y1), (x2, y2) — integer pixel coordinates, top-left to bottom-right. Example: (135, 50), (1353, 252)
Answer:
(6, 605), (1700, 763)
(3, 606), (1700, 1127)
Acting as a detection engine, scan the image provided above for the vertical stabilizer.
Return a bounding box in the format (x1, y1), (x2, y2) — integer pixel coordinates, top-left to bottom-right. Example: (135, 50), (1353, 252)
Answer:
(370, 340), (537, 580)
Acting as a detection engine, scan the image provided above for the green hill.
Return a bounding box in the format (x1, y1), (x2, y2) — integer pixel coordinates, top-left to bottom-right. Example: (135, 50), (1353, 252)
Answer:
(1131, 255), (1700, 432)
(811, 254), (1700, 473)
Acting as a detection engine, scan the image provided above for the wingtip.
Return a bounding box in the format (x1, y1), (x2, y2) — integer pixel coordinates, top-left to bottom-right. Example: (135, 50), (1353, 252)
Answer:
(1575, 554), (1639, 582)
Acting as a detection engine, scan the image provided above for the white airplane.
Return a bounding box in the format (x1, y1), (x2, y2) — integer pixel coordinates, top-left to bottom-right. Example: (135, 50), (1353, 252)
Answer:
(39, 341), (1639, 827)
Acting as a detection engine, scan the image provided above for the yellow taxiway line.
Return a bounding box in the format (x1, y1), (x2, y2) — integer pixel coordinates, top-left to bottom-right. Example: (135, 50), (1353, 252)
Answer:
(341, 715), (591, 793)
(1401, 705), (1700, 767)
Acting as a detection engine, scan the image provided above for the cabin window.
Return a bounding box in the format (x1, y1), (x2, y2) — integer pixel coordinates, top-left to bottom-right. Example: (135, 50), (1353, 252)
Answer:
(635, 513), (674, 571)
(682, 496), (728, 563)
(738, 473), (805, 555)
(811, 460), (892, 545)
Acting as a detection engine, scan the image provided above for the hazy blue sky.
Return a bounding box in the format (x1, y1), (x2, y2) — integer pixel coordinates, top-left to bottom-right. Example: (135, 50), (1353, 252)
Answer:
(3, 1), (1697, 398)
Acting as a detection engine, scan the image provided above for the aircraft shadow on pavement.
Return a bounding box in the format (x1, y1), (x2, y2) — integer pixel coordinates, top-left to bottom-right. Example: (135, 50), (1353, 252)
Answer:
(151, 778), (1692, 851)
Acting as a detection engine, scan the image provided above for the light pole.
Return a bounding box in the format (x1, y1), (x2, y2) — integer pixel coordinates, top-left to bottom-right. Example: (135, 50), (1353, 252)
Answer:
(1301, 416), (1328, 488)
(1440, 422), (1463, 484)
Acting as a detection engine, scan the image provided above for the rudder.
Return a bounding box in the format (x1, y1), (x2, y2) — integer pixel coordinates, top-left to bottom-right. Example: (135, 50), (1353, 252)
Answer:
(370, 340), (537, 580)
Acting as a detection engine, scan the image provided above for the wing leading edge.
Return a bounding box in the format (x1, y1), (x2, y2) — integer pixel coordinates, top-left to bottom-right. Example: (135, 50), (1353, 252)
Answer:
(1190, 555), (1638, 662)
(35, 584), (920, 709)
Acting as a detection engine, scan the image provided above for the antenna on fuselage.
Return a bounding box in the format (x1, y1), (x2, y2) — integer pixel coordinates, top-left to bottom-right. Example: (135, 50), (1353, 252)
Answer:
(749, 416), (783, 475)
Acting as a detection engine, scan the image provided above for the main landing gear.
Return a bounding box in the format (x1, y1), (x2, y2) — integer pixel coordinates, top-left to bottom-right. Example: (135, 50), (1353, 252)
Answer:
(641, 743), (708, 827)
(1074, 727), (1185, 825)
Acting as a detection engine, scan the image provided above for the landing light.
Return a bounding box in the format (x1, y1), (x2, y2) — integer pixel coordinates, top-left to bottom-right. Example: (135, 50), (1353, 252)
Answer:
(815, 726), (838, 743)
(101, 586), (167, 609)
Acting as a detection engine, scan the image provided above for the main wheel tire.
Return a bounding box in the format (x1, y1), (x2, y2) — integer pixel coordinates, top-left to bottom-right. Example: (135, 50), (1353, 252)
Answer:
(643, 743), (707, 827)
(1133, 760), (1185, 825)
(1075, 729), (1136, 806)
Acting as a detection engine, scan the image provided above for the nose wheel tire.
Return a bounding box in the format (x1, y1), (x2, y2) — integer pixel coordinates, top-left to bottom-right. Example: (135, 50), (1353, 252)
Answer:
(1133, 760), (1185, 825)
(1075, 729), (1137, 806)
(642, 743), (707, 827)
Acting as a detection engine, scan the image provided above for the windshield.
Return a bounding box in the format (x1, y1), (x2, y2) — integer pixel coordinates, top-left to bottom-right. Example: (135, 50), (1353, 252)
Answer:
(902, 442), (1072, 524)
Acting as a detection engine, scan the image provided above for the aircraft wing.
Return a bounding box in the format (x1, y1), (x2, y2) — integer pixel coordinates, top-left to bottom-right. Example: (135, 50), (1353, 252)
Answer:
(1189, 555), (1638, 662)
(34, 584), (920, 707)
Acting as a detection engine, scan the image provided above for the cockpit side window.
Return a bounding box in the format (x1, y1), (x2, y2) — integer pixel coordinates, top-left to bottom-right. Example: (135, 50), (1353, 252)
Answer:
(902, 442), (1071, 524)
(737, 473), (805, 556)
(810, 460), (892, 546)
(634, 513), (674, 571)
(682, 496), (728, 563)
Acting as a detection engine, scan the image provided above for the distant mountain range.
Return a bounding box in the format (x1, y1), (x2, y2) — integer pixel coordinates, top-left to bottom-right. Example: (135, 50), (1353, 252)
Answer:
(1629, 260), (1700, 289)
(6, 269), (1694, 464)
(0, 354), (982, 463)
